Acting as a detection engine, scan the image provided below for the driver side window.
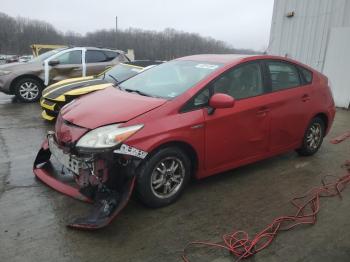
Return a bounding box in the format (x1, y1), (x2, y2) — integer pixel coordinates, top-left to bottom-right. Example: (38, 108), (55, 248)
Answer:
(181, 62), (264, 113)
(56, 50), (82, 65)
(212, 62), (263, 100)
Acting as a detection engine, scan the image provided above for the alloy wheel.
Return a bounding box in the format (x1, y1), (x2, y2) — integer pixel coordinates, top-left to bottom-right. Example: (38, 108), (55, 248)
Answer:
(19, 81), (39, 101)
(150, 157), (185, 199)
(306, 123), (322, 150)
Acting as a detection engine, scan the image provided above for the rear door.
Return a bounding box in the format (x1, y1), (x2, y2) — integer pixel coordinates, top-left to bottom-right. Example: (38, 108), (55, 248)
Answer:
(85, 50), (119, 76)
(203, 61), (271, 171)
(49, 50), (83, 83)
(263, 60), (313, 152)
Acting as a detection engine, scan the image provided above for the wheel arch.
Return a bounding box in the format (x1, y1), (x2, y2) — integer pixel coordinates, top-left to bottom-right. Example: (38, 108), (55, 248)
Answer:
(312, 112), (329, 136)
(145, 140), (199, 178)
(9, 74), (44, 94)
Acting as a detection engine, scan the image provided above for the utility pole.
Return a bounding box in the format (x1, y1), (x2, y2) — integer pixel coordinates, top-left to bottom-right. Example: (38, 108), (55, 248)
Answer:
(115, 16), (118, 49)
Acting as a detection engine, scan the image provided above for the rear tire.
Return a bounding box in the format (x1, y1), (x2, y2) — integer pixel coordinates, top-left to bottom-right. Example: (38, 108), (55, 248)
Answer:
(14, 77), (44, 103)
(296, 117), (325, 156)
(136, 147), (191, 208)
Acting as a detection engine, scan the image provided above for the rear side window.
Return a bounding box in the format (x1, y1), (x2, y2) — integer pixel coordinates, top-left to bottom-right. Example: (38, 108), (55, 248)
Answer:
(86, 50), (108, 63)
(266, 61), (301, 91)
(299, 66), (313, 84)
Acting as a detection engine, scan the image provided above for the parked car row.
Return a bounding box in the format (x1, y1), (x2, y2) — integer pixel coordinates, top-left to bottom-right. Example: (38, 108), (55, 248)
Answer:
(0, 55), (18, 64)
(0, 47), (130, 102)
(32, 53), (336, 228)
(19, 55), (34, 63)
(40, 60), (163, 120)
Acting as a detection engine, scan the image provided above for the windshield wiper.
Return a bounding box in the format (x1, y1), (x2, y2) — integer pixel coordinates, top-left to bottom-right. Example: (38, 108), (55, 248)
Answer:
(123, 88), (152, 97)
(108, 74), (119, 84)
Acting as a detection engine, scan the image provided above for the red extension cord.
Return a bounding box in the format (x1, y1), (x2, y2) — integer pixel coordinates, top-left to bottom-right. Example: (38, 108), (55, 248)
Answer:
(182, 132), (350, 262)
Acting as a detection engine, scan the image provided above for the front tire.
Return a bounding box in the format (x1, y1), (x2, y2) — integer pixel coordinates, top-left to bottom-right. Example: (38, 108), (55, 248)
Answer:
(14, 78), (43, 102)
(296, 117), (325, 156)
(136, 147), (191, 208)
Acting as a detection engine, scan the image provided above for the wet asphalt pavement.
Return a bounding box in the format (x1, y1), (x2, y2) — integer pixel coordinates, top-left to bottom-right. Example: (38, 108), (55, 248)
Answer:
(0, 92), (350, 262)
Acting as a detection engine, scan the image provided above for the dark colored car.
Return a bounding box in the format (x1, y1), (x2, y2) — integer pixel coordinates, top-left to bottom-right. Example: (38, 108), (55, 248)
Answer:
(40, 60), (164, 121)
(34, 54), (336, 229)
(0, 47), (129, 102)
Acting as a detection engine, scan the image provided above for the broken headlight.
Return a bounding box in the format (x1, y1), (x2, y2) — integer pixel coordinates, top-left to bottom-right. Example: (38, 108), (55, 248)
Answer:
(76, 124), (143, 151)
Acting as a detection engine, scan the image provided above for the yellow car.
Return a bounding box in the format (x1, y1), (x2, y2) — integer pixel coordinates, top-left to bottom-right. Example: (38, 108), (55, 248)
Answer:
(40, 60), (162, 121)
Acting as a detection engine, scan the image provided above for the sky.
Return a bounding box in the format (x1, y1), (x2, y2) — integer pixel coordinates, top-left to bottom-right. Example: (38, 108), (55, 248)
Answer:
(0, 0), (275, 51)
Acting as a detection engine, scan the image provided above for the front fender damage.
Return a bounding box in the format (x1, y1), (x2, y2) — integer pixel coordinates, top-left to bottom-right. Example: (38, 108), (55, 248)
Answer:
(33, 137), (147, 230)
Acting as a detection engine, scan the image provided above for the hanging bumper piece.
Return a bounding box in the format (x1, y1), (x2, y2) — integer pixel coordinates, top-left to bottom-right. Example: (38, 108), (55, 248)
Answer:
(33, 136), (145, 230)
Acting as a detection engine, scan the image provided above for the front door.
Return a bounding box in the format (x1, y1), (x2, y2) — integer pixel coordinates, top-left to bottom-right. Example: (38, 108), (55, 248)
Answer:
(49, 50), (83, 83)
(204, 61), (271, 172)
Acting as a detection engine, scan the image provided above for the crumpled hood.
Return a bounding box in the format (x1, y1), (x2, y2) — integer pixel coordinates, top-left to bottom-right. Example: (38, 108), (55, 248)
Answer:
(60, 86), (167, 129)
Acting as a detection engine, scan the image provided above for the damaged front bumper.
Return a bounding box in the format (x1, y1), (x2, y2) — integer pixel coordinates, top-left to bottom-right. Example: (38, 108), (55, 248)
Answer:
(33, 133), (148, 230)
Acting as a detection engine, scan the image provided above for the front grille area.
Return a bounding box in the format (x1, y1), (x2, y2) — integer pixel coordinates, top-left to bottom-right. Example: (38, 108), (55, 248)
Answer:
(55, 113), (88, 147)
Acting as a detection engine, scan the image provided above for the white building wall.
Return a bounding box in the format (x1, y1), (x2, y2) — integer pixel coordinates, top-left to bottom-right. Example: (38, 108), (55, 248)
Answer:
(268, 0), (350, 71)
(323, 27), (350, 108)
(268, 0), (350, 108)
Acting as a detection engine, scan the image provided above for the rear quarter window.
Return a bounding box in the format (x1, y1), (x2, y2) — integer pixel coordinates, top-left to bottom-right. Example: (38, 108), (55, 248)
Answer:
(299, 66), (313, 84)
(103, 51), (120, 61)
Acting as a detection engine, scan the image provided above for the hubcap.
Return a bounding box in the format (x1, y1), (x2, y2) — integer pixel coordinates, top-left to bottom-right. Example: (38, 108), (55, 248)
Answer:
(151, 157), (185, 199)
(19, 82), (39, 100)
(306, 123), (322, 150)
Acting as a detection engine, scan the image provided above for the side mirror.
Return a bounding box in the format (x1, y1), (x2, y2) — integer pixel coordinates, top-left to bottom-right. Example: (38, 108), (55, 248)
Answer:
(48, 60), (60, 66)
(208, 93), (235, 114)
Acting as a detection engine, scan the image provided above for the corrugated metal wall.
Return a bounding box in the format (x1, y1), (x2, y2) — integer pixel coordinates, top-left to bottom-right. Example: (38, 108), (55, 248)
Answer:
(323, 27), (350, 108)
(268, 0), (350, 71)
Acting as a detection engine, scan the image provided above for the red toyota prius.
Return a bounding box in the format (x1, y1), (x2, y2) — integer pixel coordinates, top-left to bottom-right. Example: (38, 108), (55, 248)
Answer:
(34, 54), (336, 229)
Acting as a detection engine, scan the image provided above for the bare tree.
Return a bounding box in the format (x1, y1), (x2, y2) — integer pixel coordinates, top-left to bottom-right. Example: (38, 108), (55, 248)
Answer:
(0, 12), (259, 58)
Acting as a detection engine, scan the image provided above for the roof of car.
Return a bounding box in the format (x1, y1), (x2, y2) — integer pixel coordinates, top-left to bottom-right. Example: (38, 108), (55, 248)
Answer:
(87, 47), (124, 52)
(125, 60), (164, 67)
(177, 54), (256, 64)
(64, 46), (125, 53)
(177, 54), (313, 69)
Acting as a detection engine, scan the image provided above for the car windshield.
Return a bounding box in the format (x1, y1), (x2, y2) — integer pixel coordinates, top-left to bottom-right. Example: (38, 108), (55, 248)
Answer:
(119, 60), (224, 99)
(101, 63), (144, 83)
(29, 49), (65, 63)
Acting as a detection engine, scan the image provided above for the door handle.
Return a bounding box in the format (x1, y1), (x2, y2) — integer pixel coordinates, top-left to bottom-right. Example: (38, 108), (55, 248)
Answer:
(256, 106), (270, 116)
(301, 94), (310, 102)
(72, 67), (82, 71)
(191, 124), (204, 129)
